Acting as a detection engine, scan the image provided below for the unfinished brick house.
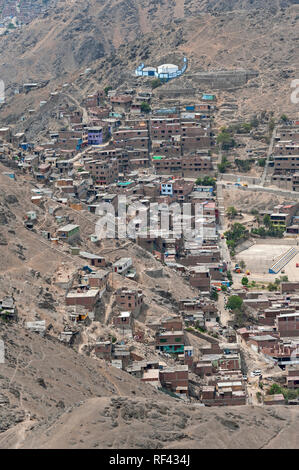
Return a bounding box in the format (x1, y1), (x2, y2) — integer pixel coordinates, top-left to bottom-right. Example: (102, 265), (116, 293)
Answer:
(94, 341), (112, 361)
(110, 95), (132, 113)
(153, 154), (213, 176)
(79, 251), (106, 268)
(188, 266), (211, 292)
(281, 282), (299, 294)
(87, 270), (109, 292)
(66, 289), (100, 309)
(115, 288), (144, 317)
(264, 394), (285, 405)
(286, 366), (299, 389)
(113, 311), (132, 331)
(201, 381), (246, 406)
(159, 365), (189, 396)
(85, 158), (118, 185)
(247, 334), (279, 352)
(161, 316), (183, 332)
(276, 312), (299, 337)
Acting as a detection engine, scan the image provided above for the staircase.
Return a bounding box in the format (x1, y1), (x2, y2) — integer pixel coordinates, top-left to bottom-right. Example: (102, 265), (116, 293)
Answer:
(268, 247), (298, 274)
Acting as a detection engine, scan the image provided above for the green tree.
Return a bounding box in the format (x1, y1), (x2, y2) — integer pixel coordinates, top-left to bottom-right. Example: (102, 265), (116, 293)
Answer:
(269, 118), (275, 133)
(258, 158), (266, 167)
(267, 282), (277, 292)
(263, 214), (271, 227)
(226, 295), (243, 310)
(210, 289), (219, 301)
(217, 130), (235, 150)
(239, 260), (246, 270)
(225, 223), (248, 244)
(250, 116), (259, 128)
(241, 276), (249, 286)
(195, 176), (216, 188)
(217, 155), (230, 173)
(227, 206), (238, 219)
(104, 86), (112, 96)
(140, 102), (151, 113)
(242, 123), (252, 132)
(268, 383), (282, 395)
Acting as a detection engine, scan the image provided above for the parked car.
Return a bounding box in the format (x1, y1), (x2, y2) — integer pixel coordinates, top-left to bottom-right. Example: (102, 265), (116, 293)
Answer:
(251, 369), (262, 377)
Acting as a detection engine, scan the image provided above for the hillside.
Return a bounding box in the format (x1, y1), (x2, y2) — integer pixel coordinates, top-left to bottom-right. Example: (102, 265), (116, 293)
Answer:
(0, 1), (298, 134)
(1, 0), (299, 451)
(0, 0), (298, 86)
(1, 152), (299, 449)
(1, 322), (299, 449)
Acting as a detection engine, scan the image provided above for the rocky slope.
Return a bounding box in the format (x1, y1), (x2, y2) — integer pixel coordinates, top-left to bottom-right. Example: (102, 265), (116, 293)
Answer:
(0, 0), (297, 85)
(1, 321), (299, 449)
(1, 151), (299, 450)
(0, 1), (298, 133)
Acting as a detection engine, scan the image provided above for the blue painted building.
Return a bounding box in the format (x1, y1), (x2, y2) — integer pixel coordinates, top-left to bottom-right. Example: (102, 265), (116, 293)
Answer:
(135, 57), (188, 82)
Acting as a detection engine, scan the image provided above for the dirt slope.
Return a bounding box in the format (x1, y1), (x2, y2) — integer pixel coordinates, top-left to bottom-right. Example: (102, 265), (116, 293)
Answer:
(1, 323), (299, 449)
(0, 2), (298, 133)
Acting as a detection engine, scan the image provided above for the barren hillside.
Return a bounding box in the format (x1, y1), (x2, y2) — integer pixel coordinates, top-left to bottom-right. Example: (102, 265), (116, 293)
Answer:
(0, 322), (299, 449)
(0, 1), (298, 134)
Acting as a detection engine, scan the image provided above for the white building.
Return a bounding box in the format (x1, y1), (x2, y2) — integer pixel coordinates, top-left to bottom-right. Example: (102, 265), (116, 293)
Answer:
(157, 64), (179, 75)
(113, 257), (133, 274)
(161, 182), (173, 196)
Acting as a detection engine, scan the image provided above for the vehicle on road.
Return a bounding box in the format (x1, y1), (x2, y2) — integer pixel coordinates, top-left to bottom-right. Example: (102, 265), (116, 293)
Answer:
(251, 369), (262, 377)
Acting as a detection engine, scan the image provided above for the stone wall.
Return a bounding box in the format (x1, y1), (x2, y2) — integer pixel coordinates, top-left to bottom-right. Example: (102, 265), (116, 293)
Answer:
(190, 69), (259, 90)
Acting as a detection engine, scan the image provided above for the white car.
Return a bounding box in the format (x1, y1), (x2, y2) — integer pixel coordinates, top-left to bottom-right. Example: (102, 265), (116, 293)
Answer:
(251, 370), (262, 377)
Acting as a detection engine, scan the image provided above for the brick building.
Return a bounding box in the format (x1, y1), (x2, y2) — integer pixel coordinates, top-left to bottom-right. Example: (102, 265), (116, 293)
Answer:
(115, 288), (144, 316)
(159, 365), (189, 396)
(85, 159), (118, 185)
(155, 330), (185, 354)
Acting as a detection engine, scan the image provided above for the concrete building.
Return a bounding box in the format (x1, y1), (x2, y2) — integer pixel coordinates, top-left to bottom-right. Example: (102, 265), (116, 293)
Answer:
(113, 258), (133, 274)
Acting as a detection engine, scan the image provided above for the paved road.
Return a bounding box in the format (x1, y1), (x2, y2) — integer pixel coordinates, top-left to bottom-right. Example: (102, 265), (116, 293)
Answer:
(220, 180), (299, 200)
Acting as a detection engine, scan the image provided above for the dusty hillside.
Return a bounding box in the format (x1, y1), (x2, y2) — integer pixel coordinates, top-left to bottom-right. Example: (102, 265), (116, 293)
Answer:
(0, 321), (166, 449)
(1, 160), (299, 450)
(0, 162), (196, 331)
(223, 188), (292, 213)
(0, 323), (299, 449)
(0, 0), (297, 86)
(0, 2), (298, 134)
(190, 0), (299, 12)
(22, 399), (299, 449)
